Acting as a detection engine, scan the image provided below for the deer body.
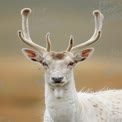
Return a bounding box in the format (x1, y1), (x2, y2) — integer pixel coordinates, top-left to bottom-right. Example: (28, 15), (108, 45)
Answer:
(44, 71), (122, 122)
(18, 8), (122, 122)
(44, 81), (122, 122)
(44, 78), (80, 122)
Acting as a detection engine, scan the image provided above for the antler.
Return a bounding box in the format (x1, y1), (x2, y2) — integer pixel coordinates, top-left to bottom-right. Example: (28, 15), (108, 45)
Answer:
(70, 10), (104, 54)
(18, 8), (51, 55)
(66, 35), (74, 52)
(46, 32), (51, 52)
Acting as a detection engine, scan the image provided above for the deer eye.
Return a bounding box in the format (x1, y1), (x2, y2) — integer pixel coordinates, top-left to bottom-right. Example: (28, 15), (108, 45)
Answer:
(68, 62), (74, 66)
(42, 62), (48, 67)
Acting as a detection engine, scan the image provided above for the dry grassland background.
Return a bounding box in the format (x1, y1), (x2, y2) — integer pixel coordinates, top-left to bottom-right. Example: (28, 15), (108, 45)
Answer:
(0, 0), (122, 121)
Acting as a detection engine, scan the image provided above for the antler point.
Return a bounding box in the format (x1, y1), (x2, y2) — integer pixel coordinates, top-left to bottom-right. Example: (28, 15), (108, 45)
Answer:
(46, 32), (50, 36)
(93, 10), (100, 16)
(21, 8), (31, 16)
(18, 30), (22, 36)
(70, 35), (74, 44)
(70, 35), (73, 38)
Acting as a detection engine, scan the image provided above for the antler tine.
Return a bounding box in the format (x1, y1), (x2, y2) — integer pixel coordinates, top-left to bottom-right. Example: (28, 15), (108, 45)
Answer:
(21, 8), (31, 40)
(71, 10), (104, 54)
(66, 35), (74, 52)
(46, 32), (51, 52)
(18, 8), (46, 55)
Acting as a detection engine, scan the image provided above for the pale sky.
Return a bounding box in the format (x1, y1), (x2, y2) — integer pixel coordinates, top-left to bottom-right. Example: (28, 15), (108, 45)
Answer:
(0, 0), (122, 61)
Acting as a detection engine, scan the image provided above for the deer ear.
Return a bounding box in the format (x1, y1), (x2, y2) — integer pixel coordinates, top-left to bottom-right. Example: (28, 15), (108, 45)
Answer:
(73, 48), (94, 63)
(22, 48), (43, 62)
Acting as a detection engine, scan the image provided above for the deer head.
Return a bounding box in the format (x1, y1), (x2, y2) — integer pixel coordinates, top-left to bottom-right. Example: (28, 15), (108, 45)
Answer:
(18, 8), (104, 86)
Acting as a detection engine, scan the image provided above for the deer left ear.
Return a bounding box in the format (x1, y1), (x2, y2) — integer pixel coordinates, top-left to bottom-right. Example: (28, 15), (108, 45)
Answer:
(22, 48), (43, 62)
(73, 48), (94, 63)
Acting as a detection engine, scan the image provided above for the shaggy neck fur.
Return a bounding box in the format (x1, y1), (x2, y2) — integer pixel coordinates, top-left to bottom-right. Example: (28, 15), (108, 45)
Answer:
(44, 71), (82, 122)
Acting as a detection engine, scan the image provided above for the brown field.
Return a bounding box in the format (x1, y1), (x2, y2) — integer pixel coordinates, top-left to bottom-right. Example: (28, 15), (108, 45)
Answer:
(0, 1), (122, 121)
(0, 56), (122, 122)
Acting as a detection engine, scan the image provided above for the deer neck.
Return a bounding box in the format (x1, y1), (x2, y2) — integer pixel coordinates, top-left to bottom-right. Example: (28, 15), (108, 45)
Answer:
(44, 71), (79, 107)
(44, 71), (81, 121)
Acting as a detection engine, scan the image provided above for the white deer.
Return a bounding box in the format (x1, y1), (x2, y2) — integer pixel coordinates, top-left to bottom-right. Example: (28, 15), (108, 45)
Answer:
(18, 8), (122, 122)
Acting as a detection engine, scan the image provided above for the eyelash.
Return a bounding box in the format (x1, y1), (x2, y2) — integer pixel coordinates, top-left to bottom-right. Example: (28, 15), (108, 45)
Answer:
(68, 62), (74, 66)
(42, 62), (74, 67)
(42, 62), (48, 67)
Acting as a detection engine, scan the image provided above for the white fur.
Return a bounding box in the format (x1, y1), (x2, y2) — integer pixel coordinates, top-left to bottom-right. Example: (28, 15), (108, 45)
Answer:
(19, 8), (122, 122)
(22, 49), (122, 122)
(43, 68), (122, 122)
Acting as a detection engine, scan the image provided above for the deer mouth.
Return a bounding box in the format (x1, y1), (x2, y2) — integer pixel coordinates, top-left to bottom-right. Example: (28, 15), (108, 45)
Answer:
(55, 81), (64, 84)
(49, 81), (65, 86)
(49, 80), (71, 87)
(53, 81), (65, 85)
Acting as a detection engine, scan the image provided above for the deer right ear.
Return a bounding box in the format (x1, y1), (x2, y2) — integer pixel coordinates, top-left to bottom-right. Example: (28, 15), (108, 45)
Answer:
(73, 48), (94, 63)
(22, 48), (43, 62)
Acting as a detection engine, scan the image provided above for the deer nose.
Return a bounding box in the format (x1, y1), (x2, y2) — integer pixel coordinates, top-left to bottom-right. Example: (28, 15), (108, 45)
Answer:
(52, 77), (64, 83)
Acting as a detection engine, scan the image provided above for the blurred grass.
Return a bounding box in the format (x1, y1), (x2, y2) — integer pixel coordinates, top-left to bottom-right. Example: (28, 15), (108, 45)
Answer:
(0, 0), (122, 121)
(0, 56), (122, 122)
